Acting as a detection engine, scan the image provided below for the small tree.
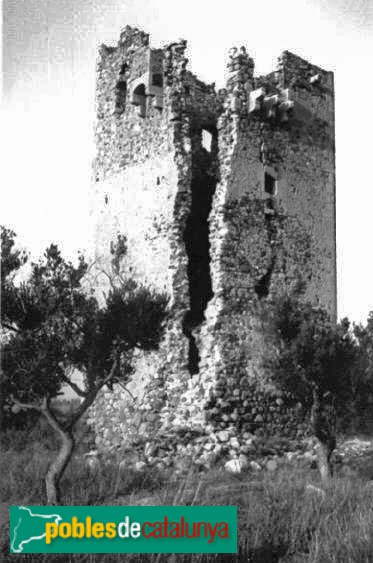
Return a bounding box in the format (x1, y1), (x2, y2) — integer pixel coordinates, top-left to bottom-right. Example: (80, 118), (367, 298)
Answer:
(352, 313), (373, 429)
(1, 227), (29, 430)
(270, 296), (358, 485)
(2, 237), (167, 504)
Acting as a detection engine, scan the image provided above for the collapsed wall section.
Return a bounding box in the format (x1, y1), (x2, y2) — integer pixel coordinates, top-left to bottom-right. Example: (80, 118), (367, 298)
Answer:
(182, 127), (219, 374)
(89, 29), (194, 449)
(159, 47), (336, 449)
(89, 29), (222, 450)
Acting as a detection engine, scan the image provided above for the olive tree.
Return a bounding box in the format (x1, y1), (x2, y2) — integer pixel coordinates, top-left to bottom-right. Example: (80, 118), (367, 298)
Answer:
(270, 296), (358, 485)
(1, 231), (167, 504)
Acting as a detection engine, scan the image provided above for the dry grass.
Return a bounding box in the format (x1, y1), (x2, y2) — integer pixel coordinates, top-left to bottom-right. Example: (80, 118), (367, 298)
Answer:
(1, 422), (373, 562)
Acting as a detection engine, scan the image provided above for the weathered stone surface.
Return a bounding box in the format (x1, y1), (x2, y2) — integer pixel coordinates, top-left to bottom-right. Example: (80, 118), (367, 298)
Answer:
(217, 431), (230, 443)
(250, 460), (262, 472)
(225, 459), (244, 474)
(266, 459), (278, 472)
(88, 26), (336, 468)
(134, 461), (147, 472)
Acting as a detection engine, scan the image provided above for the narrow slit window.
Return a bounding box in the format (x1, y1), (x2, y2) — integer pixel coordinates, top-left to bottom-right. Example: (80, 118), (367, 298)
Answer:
(264, 172), (277, 195)
(152, 73), (163, 87)
(115, 80), (127, 114)
(201, 129), (213, 152)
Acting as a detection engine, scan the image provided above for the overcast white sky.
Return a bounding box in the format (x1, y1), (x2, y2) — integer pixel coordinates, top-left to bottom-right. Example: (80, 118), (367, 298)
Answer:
(1, 0), (373, 322)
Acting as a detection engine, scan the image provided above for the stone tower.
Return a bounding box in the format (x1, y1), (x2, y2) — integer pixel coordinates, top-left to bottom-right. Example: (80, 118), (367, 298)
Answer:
(90, 26), (336, 456)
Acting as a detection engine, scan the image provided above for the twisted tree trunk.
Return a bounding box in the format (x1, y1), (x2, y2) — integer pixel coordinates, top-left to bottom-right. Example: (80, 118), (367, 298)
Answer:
(310, 386), (336, 487)
(315, 440), (332, 486)
(45, 426), (74, 505)
(13, 360), (119, 504)
(44, 361), (119, 503)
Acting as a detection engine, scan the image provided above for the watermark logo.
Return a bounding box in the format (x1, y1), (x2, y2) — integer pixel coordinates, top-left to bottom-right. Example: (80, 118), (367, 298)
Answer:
(10, 506), (237, 553)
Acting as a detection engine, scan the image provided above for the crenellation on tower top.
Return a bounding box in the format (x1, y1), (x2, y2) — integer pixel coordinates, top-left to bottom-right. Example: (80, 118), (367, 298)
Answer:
(118, 25), (149, 49)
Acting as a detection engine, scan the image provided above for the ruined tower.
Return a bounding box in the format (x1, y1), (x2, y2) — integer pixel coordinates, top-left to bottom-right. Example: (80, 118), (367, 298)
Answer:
(90, 26), (336, 457)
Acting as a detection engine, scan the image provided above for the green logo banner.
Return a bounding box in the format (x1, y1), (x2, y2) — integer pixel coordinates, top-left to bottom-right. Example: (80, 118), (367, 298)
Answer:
(10, 505), (237, 553)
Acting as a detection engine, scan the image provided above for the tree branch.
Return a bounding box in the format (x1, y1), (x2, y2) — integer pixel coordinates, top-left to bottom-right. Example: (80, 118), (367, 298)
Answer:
(66, 357), (119, 430)
(11, 395), (67, 426)
(11, 395), (46, 413)
(96, 268), (117, 291)
(1, 322), (21, 334)
(85, 259), (98, 274)
(39, 397), (71, 437)
(60, 373), (87, 398)
(117, 381), (135, 401)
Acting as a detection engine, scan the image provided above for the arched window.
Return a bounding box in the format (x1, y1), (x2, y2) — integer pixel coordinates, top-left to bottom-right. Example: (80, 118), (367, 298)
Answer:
(131, 83), (146, 117)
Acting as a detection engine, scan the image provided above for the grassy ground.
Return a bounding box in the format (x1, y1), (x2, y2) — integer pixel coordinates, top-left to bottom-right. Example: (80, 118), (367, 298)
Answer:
(1, 421), (373, 562)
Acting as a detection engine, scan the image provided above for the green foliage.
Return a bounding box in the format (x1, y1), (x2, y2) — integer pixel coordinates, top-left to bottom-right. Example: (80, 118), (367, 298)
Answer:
(350, 313), (373, 427)
(0, 226), (28, 281)
(1, 229), (168, 426)
(69, 278), (168, 390)
(1, 226), (28, 330)
(2, 244), (90, 409)
(270, 296), (358, 415)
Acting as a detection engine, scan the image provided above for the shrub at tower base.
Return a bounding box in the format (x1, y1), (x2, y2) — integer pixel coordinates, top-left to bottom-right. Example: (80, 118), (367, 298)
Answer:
(267, 296), (358, 485)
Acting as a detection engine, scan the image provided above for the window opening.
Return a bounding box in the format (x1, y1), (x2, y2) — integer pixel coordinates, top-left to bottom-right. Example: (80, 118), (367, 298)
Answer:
(132, 83), (146, 117)
(264, 172), (277, 195)
(115, 80), (127, 114)
(152, 73), (163, 87)
(201, 129), (213, 152)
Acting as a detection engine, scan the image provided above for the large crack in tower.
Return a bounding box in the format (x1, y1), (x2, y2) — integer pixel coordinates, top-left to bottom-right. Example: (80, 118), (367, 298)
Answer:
(183, 128), (218, 374)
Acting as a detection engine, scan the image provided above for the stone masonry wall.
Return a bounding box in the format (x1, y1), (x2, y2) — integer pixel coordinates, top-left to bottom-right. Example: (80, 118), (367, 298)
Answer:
(157, 49), (314, 445)
(89, 31), (204, 449)
(93, 27), (174, 295)
(89, 27), (336, 468)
